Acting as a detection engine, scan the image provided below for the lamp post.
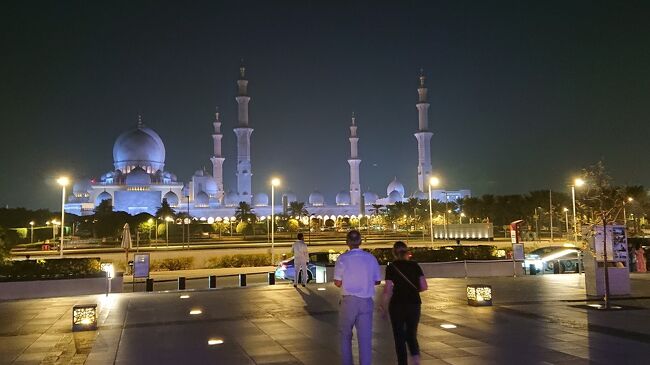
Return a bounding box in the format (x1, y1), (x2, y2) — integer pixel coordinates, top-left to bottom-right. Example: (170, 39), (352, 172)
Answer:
(533, 207), (540, 242)
(165, 216), (173, 247)
(571, 178), (585, 243)
(460, 212), (466, 224)
(56, 176), (69, 257)
(563, 208), (569, 238)
(29, 221), (34, 244)
(428, 176), (439, 245)
(623, 197), (633, 226)
(271, 178), (280, 265)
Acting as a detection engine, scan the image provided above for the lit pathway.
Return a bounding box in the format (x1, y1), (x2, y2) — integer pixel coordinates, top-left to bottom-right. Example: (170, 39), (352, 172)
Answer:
(1, 274), (650, 364)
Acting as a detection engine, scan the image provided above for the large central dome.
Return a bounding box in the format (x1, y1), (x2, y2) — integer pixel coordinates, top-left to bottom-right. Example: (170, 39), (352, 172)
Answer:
(113, 121), (166, 172)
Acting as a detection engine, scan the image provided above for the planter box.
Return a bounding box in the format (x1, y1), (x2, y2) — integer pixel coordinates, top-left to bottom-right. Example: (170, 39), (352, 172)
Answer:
(0, 274), (123, 301)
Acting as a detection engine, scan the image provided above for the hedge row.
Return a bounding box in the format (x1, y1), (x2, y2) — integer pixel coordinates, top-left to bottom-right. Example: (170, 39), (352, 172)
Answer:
(368, 245), (498, 265)
(0, 258), (104, 282)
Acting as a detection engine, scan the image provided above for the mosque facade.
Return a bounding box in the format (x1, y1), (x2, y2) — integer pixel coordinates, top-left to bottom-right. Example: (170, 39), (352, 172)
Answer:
(64, 67), (470, 220)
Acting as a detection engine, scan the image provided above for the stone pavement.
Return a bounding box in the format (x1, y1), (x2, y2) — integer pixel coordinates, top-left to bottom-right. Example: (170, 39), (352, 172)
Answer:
(1, 273), (650, 364)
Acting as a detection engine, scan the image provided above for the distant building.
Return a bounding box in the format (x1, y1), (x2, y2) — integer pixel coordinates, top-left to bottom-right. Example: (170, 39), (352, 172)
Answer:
(65, 67), (470, 220)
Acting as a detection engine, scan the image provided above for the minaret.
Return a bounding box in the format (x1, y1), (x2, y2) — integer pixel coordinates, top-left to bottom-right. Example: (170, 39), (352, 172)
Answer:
(233, 63), (253, 204)
(414, 70), (433, 192)
(348, 113), (361, 206)
(210, 108), (225, 203)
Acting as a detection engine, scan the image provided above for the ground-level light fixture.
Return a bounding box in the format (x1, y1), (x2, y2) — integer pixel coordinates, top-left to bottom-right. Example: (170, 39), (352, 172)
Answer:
(180, 295), (190, 299)
(467, 284), (493, 306)
(72, 304), (98, 331)
(208, 339), (224, 345)
(190, 309), (202, 315)
(440, 323), (457, 329)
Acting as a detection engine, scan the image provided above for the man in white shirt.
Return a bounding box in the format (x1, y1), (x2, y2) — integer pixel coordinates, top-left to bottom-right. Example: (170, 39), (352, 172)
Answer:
(292, 233), (309, 287)
(334, 230), (381, 365)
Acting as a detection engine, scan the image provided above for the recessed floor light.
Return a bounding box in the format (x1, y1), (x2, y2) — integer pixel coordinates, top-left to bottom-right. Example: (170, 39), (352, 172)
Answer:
(317, 288), (326, 291)
(588, 304), (602, 308)
(208, 339), (224, 345)
(180, 295), (190, 299)
(440, 324), (457, 329)
(190, 309), (202, 315)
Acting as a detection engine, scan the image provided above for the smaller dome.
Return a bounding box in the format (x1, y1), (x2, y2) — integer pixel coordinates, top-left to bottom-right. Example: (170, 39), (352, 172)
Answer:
(195, 191), (209, 207)
(163, 191), (179, 207)
(204, 179), (217, 195)
(282, 191), (297, 204)
(95, 191), (112, 206)
(224, 191), (239, 207)
(125, 167), (151, 186)
(386, 177), (405, 198)
(412, 190), (427, 200)
(388, 190), (402, 204)
(309, 191), (325, 206)
(73, 180), (92, 196)
(253, 193), (269, 206)
(336, 191), (351, 206)
(363, 191), (378, 205)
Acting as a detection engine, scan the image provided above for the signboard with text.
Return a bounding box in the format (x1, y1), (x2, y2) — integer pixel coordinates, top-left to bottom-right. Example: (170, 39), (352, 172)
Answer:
(592, 225), (628, 262)
(133, 253), (150, 278)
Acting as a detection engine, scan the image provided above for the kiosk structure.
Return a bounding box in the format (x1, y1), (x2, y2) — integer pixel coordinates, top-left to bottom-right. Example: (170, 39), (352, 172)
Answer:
(583, 225), (631, 296)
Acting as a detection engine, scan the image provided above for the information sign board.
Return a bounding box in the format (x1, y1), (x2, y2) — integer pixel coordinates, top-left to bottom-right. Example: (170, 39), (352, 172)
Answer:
(133, 253), (150, 278)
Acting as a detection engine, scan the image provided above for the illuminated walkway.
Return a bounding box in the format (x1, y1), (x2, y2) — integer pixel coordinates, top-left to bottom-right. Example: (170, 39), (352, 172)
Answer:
(1, 274), (650, 364)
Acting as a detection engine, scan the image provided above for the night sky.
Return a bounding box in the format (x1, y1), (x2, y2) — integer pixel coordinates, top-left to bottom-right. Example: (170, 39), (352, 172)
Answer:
(2, 1), (649, 211)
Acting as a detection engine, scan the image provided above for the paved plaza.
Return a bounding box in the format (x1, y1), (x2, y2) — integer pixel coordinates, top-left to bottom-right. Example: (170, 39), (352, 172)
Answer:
(1, 274), (650, 364)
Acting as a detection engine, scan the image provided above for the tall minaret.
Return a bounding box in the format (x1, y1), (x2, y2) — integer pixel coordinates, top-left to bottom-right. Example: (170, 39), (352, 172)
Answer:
(233, 63), (253, 204)
(210, 108), (225, 203)
(414, 69), (433, 192)
(348, 113), (361, 206)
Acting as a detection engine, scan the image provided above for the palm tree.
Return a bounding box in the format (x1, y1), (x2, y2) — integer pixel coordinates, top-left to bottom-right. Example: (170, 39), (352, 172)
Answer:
(288, 201), (308, 220)
(235, 201), (255, 222)
(370, 204), (385, 216)
(155, 198), (175, 219)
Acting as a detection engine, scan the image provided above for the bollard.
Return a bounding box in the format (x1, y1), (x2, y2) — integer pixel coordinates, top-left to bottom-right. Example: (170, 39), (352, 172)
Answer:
(529, 264), (536, 275)
(146, 278), (154, 292)
(268, 272), (275, 285)
(178, 277), (186, 290)
(239, 274), (247, 287)
(208, 275), (217, 289)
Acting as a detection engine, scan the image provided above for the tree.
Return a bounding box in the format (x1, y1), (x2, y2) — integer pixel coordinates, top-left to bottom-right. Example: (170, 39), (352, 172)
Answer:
(235, 202), (256, 222)
(288, 201), (308, 220)
(155, 198), (175, 219)
(578, 161), (625, 309)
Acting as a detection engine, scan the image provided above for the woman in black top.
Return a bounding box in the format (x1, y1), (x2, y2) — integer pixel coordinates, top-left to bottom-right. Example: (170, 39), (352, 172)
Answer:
(380, 241), (428, 365)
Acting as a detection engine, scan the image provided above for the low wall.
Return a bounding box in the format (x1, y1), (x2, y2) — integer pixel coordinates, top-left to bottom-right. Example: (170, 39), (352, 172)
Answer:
(0, 275), (123, 301)
(320, 260), (523, 282)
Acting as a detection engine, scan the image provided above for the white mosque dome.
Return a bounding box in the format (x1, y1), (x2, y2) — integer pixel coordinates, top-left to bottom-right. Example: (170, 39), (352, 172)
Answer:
(388, 190), (402, 204)
(309, 191), (325, 206)
(336, 191), (351, 206)
(113, 122), (166, 171)
(386, 177), (405, 197)
(95, 191), (112, 206)
(204, 178), (218, 195)
(282, 191), (298, 204)
(125, 167), (152, 186)
(363, 191), (378, 205)
(253, 193), (269, 206)
(163, 191), (179, 207)
(73, 180), (92, 196)
(412, 190), (427, 200)
(224, 191), (239, 207)
(195, 191), (209, 207)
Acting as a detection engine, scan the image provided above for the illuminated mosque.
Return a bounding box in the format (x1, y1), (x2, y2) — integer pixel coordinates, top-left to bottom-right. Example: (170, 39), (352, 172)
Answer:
(65, 66), (470, 221)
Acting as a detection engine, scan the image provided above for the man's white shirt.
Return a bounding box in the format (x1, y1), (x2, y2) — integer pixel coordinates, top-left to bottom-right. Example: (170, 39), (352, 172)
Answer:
(334, 248), (381, 298)
(292, 240), (309, 263)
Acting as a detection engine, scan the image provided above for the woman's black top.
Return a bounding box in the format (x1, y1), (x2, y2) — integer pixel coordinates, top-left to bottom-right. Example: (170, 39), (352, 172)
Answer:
(385, 260), (424, 307)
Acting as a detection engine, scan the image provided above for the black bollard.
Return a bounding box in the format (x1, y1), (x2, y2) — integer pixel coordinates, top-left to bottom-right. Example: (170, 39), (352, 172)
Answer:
(208, 275), (217, 289)
(268, 272), (275, 285)
(239, 274), (247, 287)
(178, 277), (186, 290)
(145, 278), (154, 292)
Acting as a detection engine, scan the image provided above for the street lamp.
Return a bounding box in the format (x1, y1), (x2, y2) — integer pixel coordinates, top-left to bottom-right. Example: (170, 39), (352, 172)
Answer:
(147, 218), (153, 242)
(271, 177), (280, 265)
(623, 197), (633, 226)
(56, 176), (69, 257)
(29, 221), (35, 244)
(563, 208), (569, 237)
(428, 176), (439, 244)
(165, 216), (173, 247)
(460, 212), (466, 224)
(571, 178), (585, 243)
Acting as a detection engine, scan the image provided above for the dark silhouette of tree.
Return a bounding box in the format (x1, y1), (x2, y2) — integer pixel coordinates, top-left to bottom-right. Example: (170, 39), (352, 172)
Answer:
(155, 198), (176, 219)
(288, 201), (308, 219)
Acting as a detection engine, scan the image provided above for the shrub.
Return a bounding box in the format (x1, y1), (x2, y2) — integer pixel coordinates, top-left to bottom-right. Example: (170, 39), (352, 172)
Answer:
(151, 257), (194, 271)
(0, 258), (103, 282)
(367, 245), (498, 265)
(206, 254), (272, 268)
